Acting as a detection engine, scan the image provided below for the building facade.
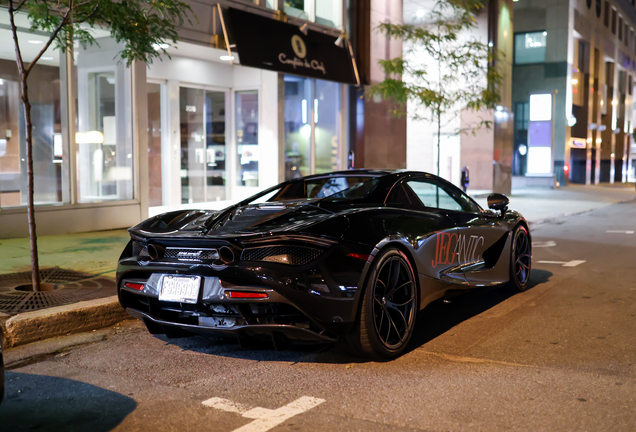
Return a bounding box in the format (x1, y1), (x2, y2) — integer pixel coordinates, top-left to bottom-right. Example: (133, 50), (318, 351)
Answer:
(402, 0), (516, 194)
(0, 0), (407, 239)
(512, 0), (636, 186)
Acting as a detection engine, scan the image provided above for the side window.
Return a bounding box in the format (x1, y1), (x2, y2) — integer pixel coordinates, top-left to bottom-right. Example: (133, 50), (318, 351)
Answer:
(386, 183), (424, 209)
(406, 180), (464, 212)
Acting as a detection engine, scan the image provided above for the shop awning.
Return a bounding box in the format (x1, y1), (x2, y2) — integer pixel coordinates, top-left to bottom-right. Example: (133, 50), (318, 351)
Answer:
(226, 8), (359, 85)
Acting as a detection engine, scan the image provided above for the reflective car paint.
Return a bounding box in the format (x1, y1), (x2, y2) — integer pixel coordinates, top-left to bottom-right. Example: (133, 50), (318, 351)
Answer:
(117, 170), (530, 345)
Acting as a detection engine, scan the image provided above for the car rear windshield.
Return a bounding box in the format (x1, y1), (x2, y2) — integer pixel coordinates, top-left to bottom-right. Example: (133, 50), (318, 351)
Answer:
(320, 178), (380, 202)
(268, 176), (377, 201)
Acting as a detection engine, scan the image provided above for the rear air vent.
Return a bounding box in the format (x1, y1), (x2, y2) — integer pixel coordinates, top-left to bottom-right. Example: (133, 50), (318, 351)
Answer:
(132, 242), (149, 257)
(240, 246), (322, 266)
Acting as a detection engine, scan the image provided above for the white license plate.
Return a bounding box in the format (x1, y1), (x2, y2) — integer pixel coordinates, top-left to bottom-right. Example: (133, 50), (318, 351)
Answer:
(158, 275), (201, 303)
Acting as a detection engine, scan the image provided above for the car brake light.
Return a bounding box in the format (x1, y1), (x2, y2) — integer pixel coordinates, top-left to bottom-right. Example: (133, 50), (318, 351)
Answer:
(124, 282), (145, 291)
(227, 291), (268, 299)
(347, 253), (371, 261)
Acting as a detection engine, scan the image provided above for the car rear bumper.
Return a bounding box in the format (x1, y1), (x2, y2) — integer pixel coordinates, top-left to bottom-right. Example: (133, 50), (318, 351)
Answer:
(126, 307), (338, 344)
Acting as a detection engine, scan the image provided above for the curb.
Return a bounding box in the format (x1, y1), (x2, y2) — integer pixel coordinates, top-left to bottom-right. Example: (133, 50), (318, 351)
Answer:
(1, 295), (129, 348)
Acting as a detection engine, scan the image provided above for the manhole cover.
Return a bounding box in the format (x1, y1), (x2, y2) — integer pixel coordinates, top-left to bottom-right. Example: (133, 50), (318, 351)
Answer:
(0, 268), (117, 315)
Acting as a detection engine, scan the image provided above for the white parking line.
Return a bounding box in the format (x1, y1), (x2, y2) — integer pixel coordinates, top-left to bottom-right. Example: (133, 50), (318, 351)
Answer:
(202, 397), (251, 414)
(532, 241), (557, 248)
(606, 230), (634, 234)
(562, 260), (586, 267)
(202, 396), (325, 432)
(538, 260), (586, 267)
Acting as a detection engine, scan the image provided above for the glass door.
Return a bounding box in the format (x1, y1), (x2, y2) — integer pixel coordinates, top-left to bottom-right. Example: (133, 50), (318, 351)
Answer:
(179, 87), (228, 205)
(147, 82), (163, 210)
(284, 76), (341, 180)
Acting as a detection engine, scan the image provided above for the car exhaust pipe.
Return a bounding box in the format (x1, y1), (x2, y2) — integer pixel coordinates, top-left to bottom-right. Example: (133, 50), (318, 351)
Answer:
(148, 244), (164, 260)
(219, 246), (235, 264)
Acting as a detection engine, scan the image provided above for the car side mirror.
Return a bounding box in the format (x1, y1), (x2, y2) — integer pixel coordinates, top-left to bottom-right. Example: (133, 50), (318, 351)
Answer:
(487, 193), (509, 215)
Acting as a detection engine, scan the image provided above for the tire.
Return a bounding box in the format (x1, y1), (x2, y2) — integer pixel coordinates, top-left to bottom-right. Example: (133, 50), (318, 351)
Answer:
(508, 225), (532, 292)
(347, 248), (418, 359)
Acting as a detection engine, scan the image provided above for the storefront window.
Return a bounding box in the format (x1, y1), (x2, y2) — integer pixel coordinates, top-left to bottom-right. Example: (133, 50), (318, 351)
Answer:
(75, 37), (134, 202)
(514, 32), (547, 64)
(284, 0), (342, 28)
(284, 76), (312, 179)
(315, 0), (342, 28)
(180, 87), (227, 203)
(285, 0), (309, 20)
(0, 11), (69, 208)
(284, 76), (340, 180)
(314, 79), (340, 174)
(147, 82), (163, 207)
(235, 91), (259, 187)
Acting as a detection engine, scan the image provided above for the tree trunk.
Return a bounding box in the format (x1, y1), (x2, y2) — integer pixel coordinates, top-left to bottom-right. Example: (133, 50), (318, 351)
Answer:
(20, 76), (41, 292)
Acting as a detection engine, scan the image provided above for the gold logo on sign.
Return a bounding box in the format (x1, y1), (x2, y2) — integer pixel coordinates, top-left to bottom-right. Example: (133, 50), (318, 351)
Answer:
(291, 35), (307, 59)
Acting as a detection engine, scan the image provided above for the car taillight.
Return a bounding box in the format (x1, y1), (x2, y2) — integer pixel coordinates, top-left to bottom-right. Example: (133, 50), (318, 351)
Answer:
(347, 253), (371, 261)
(124, 282), (145, 291)
(227, 291), (268, 299)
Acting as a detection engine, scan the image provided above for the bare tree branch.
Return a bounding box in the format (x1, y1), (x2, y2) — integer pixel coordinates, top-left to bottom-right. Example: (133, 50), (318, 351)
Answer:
(24, 0), (74, 76)
(8, 0), (26, 76)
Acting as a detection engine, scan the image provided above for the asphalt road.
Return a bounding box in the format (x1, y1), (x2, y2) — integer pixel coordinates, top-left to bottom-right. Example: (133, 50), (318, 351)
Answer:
(2, 200), (636, 432)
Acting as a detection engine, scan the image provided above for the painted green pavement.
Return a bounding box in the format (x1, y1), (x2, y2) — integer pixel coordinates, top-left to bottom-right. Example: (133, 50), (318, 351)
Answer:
(0, 229), (129, 277)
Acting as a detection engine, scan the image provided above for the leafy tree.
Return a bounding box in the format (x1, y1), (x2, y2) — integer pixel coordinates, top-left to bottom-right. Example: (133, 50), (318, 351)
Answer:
(370, 0), (502, 177)
(3, 0), (193, 291)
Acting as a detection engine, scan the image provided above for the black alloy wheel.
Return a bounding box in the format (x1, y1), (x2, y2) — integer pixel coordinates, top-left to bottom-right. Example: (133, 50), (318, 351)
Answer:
(348, 248), (418, 359)
(509, 225), (532, 292)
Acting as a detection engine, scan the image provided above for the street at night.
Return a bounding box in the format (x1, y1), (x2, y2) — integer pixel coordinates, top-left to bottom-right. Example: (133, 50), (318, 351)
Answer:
(2, 0), (636, 430)
(2, 199), (635, 431)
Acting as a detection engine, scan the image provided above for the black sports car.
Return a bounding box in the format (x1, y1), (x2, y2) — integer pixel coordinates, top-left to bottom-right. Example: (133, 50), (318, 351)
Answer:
(117, 170), (532, 359)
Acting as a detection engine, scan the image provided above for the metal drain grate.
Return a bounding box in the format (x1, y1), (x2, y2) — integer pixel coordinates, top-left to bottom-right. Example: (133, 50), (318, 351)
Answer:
(0, 268), (116, 315)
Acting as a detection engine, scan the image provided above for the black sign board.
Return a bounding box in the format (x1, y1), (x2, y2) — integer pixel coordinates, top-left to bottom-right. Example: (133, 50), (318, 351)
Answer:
(227, 8), (357, 85)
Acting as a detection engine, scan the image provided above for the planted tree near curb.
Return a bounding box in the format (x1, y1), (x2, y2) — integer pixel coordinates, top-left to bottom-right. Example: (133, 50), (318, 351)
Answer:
(370, 0), (502, 177)
(3, 0), (193, 291)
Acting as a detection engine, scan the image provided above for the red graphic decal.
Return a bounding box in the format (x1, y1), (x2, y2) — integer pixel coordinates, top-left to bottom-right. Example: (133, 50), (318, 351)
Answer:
(432, 232), (458, 268)
(431, 233), (486, 269)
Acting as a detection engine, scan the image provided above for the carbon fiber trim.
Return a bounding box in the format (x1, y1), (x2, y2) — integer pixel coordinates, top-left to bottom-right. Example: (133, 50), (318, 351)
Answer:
(164, 248), (219, 261)
(132, 242), (149, 257)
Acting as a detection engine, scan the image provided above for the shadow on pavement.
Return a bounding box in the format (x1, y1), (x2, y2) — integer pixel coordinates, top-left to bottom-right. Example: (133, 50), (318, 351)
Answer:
(0, 372), (136, 432)
(162, 269), (553, 364)
(406, 269), (553, 354)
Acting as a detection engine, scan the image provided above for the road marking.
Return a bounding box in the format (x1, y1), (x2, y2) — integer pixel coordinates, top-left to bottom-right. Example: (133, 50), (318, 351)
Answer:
(202, 397), (251, 414)
(532, 241), (557, 248)
(538, 260), (586, 267)
(563, 260), (586, 267)
(202, 396), (325, 432)
(606, 230), (634, 234)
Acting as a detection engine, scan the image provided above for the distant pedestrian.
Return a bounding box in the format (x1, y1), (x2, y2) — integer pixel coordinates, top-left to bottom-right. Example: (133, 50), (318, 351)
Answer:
(461, 166), (470, 192)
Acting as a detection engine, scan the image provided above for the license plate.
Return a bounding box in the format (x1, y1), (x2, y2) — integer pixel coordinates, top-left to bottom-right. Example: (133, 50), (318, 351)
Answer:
(158, 275), (201, 303)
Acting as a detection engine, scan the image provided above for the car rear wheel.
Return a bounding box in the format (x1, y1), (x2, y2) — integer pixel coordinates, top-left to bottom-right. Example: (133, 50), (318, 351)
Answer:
(509, 225), (532, 292)
(348, 248), (418, 359)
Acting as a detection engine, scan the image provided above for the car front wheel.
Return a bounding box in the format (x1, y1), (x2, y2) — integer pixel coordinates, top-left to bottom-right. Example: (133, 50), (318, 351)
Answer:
(509, 225), (532, 292)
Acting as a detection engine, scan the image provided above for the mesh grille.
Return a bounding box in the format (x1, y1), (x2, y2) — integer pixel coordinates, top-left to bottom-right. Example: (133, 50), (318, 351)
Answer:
(241, 246), (322, 266)
(164, 248), (219, 261)
(132, 242), (149, 257)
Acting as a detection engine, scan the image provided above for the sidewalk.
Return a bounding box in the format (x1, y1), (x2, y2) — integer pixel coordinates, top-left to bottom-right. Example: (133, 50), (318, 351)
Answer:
(0, 229), (129, 277)
(470, 183), (636, 224)
(0, 229), (130, 348)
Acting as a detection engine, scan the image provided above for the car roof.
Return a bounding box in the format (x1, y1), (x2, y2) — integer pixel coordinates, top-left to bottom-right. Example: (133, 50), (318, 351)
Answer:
(294, 169), (448, 182)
